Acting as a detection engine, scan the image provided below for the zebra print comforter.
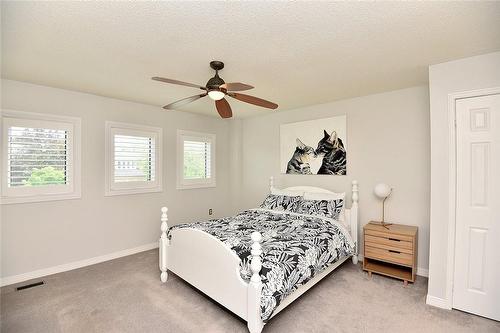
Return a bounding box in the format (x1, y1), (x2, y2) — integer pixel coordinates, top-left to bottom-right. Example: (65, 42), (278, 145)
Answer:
(168, 209), (354, 321)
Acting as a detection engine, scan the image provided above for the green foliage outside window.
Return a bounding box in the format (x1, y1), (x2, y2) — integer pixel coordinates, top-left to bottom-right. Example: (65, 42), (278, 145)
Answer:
(23, 166), (66, 186)
(184, 151), (207, 179)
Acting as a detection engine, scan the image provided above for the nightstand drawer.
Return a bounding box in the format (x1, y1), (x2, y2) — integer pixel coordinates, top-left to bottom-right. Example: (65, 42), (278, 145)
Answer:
(365, 234), (413, 252)
(365, 246), (413, 266)
(365, 229), (413, 242)
(364, 239), (413, 254)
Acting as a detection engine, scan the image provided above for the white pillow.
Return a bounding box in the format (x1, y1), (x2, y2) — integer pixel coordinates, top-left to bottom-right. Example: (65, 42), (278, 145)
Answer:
(303, 191), (345, 201)
(303, 191), (346, 223)
(270, 187), (304, 197)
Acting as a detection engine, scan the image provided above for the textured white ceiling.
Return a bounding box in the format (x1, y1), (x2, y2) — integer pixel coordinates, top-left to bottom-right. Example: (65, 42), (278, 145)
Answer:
(2, 2), (500, 118)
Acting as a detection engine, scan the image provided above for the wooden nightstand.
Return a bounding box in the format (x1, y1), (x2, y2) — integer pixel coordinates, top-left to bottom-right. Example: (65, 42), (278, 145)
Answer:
(363, 222), (418, 285)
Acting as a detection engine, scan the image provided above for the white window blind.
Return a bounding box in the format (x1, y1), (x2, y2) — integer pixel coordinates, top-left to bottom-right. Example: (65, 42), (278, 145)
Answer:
(183, 140), (211, 180)
(177, 130), (216, 189)
(105, 122), (162, 196)
(7, 126), (69, 187)
(114, 134), (155, 183)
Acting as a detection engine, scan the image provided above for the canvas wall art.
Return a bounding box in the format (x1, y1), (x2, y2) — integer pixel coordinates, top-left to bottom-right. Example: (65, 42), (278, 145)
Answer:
(280, 115), (347, 175)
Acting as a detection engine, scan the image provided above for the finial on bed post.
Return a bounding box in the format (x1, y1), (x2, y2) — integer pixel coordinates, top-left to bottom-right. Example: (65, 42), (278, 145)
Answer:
(159, 207), (169, 283)
(269, 176), (274, 193)
(248, 231), (264, 333)
(351, 181), (359, 265)
(352, 180), (359, 203)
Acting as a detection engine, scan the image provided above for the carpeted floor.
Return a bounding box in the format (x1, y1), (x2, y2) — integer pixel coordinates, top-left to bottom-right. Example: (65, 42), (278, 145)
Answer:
(1, 250), (499, 333)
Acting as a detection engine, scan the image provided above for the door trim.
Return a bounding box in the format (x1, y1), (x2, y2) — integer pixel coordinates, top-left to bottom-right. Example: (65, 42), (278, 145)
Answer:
(445, 87), (500, 310)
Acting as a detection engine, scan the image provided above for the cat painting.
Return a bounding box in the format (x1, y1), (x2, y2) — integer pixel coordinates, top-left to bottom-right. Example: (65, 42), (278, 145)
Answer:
(286, 138), (316, 174)
(315, 130), (346, 175)
(280, 116), (347, 175)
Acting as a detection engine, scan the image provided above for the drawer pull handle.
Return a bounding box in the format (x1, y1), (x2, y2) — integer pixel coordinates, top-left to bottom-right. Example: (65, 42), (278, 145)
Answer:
(389, 250), (401, 254)
(388, 238), (401, 242)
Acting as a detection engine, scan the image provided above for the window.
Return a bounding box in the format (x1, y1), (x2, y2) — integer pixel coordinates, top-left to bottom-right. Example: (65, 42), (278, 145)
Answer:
(1, 110), (81, 204)
(105, 121), (162, 196)
(177, 130), (216, 189)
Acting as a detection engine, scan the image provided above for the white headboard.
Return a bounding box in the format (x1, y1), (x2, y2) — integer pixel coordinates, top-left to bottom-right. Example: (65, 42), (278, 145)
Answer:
(268, 176), (359, 263)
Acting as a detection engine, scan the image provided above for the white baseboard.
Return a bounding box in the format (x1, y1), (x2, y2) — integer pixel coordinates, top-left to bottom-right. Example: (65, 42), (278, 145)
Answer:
(1, 242), (158, 287)
(357, 254), (429, 277)
(416, 267), (429, 277)
(426, 294), (451, 310)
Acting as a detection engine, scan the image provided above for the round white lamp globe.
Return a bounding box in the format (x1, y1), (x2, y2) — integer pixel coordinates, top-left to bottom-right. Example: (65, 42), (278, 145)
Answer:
(208, 90), (225, 101)
(374, 183), (391, 199)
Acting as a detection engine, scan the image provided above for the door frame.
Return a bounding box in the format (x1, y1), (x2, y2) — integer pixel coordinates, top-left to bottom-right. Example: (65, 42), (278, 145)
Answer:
(445, 86), (500, 309)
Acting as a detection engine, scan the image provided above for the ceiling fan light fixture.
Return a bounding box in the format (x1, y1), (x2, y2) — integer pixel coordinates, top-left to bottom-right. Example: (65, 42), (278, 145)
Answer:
(208, 90), (225, 101)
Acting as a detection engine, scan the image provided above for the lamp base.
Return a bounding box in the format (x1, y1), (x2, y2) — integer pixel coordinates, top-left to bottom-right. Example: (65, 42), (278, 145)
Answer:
(369, 221), (393, 230)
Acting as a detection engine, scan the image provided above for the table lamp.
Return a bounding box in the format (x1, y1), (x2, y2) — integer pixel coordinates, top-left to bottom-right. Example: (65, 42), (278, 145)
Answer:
(373, 183), (393, 229)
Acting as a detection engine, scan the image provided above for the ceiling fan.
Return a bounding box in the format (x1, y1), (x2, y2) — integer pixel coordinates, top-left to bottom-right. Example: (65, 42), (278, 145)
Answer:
(152, 61), (278, 118)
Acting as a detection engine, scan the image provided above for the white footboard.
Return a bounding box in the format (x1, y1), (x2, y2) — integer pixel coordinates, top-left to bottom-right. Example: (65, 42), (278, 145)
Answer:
(158, 207), (264, 332)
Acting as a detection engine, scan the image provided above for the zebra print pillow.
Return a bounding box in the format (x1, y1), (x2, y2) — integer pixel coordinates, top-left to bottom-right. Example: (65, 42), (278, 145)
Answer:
(294, 198), (344, 220)
(260, 194), (302, 212)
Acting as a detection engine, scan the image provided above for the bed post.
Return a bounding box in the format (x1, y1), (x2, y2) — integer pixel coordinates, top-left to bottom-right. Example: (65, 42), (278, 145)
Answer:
(351, 180), (359, 265)
(269, 176), (274, 193)
(159, 207), (169, 283)
(247, 231), (264, 333)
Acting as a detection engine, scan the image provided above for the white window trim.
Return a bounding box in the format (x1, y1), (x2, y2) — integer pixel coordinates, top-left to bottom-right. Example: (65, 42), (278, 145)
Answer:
(1, 110), (82, 204)
(177, 130), (216, 190)
(105, 121), (163, 196)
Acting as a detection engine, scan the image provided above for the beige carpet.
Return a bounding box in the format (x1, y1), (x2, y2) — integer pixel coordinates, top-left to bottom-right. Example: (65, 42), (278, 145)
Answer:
(1, 250), (499, 333)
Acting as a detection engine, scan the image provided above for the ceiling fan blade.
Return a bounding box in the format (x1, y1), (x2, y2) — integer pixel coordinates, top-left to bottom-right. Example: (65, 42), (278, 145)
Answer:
(163, 93), (207, 110)
(215, 98), (233, 118)
(220, 82), (254, 91)
(152, 77), (207, 90)
(228, 93), (278, 109)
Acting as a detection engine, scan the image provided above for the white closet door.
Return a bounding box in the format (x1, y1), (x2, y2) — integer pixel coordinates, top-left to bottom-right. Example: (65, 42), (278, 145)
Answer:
(454, 93), (500, 320)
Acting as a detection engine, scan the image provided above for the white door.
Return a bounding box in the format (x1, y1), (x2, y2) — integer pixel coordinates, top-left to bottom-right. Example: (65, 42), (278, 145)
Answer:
(453, 93), (500, 320)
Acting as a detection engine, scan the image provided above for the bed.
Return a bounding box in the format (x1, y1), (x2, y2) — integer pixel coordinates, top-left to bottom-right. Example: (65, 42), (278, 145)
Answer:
(159, 177), (359, 333)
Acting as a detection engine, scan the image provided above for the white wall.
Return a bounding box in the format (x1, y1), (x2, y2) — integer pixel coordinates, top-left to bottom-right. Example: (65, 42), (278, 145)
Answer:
(427, 52), (500, 306)
(0, 81), (434, 283)
(239, 86), (431, 273)
(0, 79), (233, 280)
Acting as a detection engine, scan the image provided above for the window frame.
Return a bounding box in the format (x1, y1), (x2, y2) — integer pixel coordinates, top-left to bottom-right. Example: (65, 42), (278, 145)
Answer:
(177, 129), (216, 190)
(1, 110), (81, 204)
(105, 121), (163, 196)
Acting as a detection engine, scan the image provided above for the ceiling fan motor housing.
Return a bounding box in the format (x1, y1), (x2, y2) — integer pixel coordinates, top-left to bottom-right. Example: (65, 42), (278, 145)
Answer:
(206, 74), (225, 90)
(206, 60), (226, 90)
